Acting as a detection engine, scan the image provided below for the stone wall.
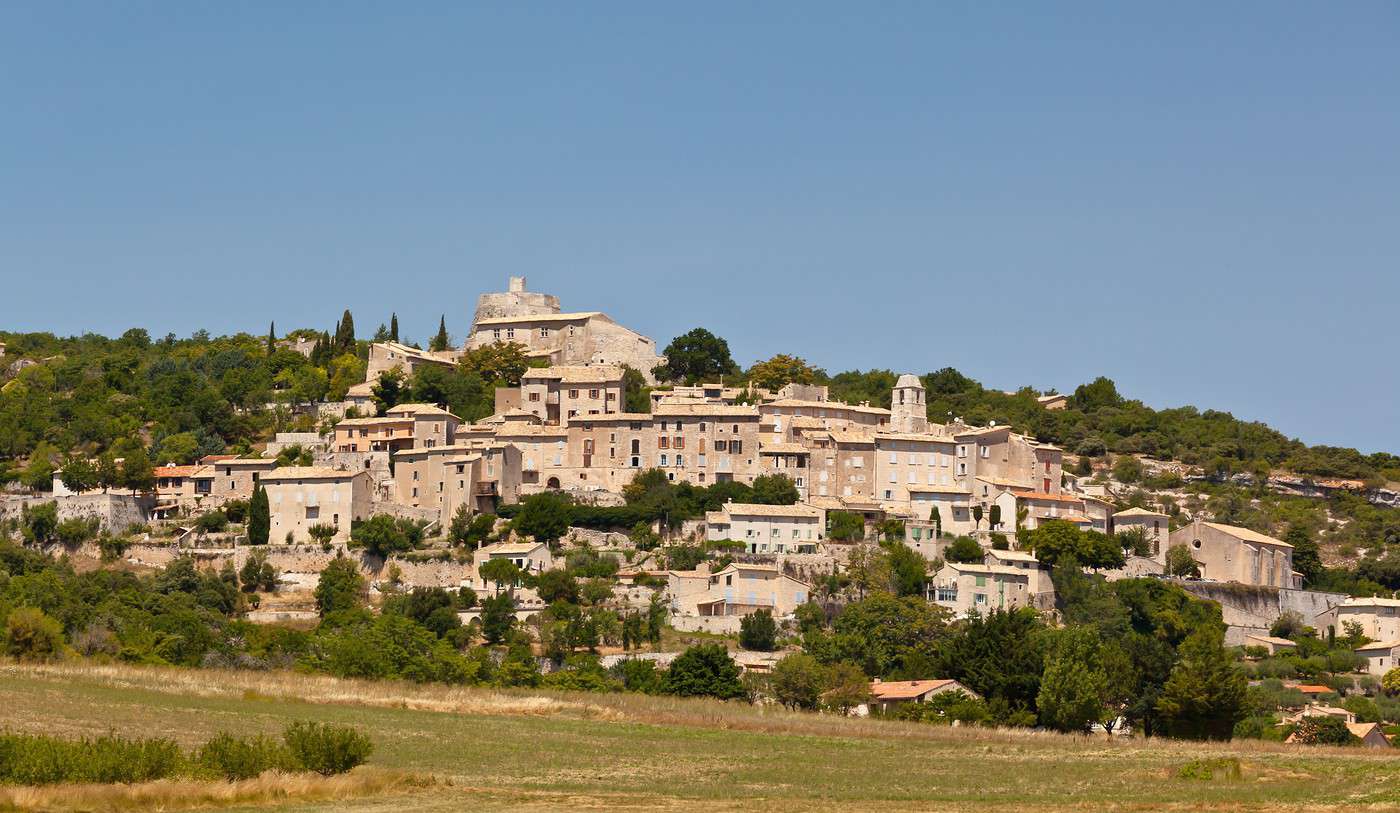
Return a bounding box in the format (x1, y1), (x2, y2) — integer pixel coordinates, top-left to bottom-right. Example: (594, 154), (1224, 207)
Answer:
(670, 615), (743, 634)
(1175, 580), (1347, 645)
(0, 492), (151, 534)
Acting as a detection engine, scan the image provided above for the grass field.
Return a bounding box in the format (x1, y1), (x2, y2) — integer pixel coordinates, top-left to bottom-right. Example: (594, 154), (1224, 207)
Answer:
(2, 661), (1398, 812)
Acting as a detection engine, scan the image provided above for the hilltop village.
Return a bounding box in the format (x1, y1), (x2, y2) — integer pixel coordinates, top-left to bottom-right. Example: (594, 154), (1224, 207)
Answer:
(3, 277), (1400, 745)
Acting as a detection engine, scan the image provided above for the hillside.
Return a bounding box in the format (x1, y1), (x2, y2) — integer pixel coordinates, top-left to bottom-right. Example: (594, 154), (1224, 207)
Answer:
(4, 661), (1399, 812)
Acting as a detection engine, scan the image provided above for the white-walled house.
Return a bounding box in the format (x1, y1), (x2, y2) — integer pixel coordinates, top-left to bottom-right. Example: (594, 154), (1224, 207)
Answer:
(262, 467), (371, 544)
(705, 502), (824, 554)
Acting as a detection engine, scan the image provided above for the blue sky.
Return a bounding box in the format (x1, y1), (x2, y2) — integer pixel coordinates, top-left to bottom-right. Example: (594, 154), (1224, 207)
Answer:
(2, 3), (1396, 452)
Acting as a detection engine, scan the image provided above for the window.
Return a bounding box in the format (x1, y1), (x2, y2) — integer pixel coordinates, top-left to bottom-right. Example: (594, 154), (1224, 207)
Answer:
(589, 388), (599, 398)
(673, 436), (684, 449)
(492, 329), (501, 339)
(715, 440), (728, 452)
(731, 440), (742, 454)
(957, 445), (967, 458)
(568, 389), (579, 399)
(528, 392), (540, 402)
(981, 446), (990, 458)
(506, 328), (515, 339)
(660, 454), (668, 466)
(540, 327), (551, 337)
(659, 437), (669, 449)
(675, 455), (685, 467)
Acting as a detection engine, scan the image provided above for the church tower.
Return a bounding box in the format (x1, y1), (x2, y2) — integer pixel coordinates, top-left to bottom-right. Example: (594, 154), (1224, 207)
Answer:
(891, 373), (928, 433)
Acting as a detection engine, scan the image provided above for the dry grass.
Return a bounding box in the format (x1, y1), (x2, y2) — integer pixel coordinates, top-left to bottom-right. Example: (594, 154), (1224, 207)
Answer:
(5, 660), (1400, 811)
(0, 768), (433, 813)
(0, 661), (626, 723)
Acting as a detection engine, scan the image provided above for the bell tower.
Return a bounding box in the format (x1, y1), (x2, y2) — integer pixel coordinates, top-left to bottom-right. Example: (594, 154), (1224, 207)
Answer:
(891, 374), (928, 433)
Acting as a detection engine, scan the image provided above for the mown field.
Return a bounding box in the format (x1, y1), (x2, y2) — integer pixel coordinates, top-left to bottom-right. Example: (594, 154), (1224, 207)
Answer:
(2, 662), (1398, 812)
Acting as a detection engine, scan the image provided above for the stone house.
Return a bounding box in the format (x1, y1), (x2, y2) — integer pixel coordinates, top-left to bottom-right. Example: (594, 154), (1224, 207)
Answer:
(469, 540), (554, 592)
(365, 341), (458, 383)
(705, 502), (824, 554)
(666, 562), (810, 617)
(928, 562), (1033, 616)
(516, 365), (624, 425)
(1354, 640), (1400, 676)
(1330, 597), (1400, 643)
(856, 678), (980, 717)
(1167, 520), (1301, 588)
(1243, 633), (1298, 655)
(1113, 507), (1170, 556)
(262, 467), (371, 544)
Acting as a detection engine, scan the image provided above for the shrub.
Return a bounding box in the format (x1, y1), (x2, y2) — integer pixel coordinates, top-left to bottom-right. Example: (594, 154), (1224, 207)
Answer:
(196, 733), (294, 781)
(54, 516), (101, 545)
(4, 607), (65, 661)
(739, 609), (778, 651)
(282, 722), (372, 776)
(0, 731), (183, 785)
(195, 511), (229, 533)
(1176, 757), (1242, 781)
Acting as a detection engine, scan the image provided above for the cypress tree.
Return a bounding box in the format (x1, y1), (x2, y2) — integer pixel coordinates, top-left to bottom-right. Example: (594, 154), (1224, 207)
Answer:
(430, 315), (450, 351)
(248, 485), (270, 546)
(336, 309), (355, 353)
(266, 322), (276, 356)
(390, 313), (399, 342)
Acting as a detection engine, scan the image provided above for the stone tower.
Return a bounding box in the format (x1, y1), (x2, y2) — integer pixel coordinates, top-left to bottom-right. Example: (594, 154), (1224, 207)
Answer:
(471, 276), (561, 327)
(891, 373), (928, 433)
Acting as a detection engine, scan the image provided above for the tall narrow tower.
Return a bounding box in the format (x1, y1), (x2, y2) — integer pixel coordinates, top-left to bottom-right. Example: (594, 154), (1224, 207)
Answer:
(891, 374), (928, 433)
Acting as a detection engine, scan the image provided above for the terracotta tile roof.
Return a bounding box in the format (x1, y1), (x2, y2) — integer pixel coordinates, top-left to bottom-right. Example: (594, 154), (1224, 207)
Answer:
(1114, 506), (1168, 518)
(868, 679), (961, 700)
(759, 443), (810, 455)
(653, 403), (760, 417)
(1201, 521), (1292, 549)
(154, 466), (199, 478)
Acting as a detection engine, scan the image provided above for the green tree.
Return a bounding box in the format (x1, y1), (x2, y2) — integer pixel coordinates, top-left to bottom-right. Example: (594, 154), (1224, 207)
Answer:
(479, 593), (515, 644)
(1291, 716), (1355, 745)
(449, 506), (496, 548)
(334, 309), (356, 355)
(512, 491), (572, 545)
(371, 370), (405, 415)
(21, 501), (59, 544)
(119, 446), (156, 492)
(239, 549), (278, 593)
(1155, 627), (1247, 740)
(771, 652), (827, 710)
(349, 514), (414, 557)
(1285, 525), (1323, 586)
(746, 354), (822, 391)
(1112, 455), (1143, 484)
(828, 511), (866, 542)
(821, 661), (871, 714)
(390, 313), (399, 342)
(1164, 544), (1200, 578)
(314, 556), (366, 617)
(247, 486), (270, 546)
(944, 536), (984, 564)
(430, 316), (450, 352)
(307, 524), (338, 546)
(23, 442), (58, 491)
(1382, 667), (1400, 697)
(751, 474), (799, 505)
(479, 557), (523, 594)
(658, 328), (739, 384)
(4, 607), (65, 661)
(739, 609), (778, 651)
(884, 540), (929, 597)
(459, 341), (529, 385)
(327, 353), (367, 401)
(663, 644), (745, 699)
(59, 457), (99, 494)
(1037, 627), (1108, 733)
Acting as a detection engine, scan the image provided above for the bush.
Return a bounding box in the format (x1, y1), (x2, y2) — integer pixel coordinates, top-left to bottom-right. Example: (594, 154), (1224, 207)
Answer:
(197, 732), (293, 780)
(739, 609), (778, 651)
(281, 721), (372, 776)
(0, 731), (183, 785)
(54, 516), (101, 545)
(195, 511), (229, 533)
(4, 607), (65, 661)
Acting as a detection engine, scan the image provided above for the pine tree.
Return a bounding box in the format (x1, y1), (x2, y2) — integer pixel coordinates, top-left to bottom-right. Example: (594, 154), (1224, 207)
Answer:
(267, 322), (276, 356)
(390, 313), (399, 342)
(430, 315), (450, 351)
(248, 486), (270, 546)
(1155, 627), (1246, 740)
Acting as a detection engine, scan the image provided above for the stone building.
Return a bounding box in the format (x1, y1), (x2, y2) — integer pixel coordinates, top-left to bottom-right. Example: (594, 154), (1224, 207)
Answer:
(1166, 520), (1301, 588)
(465, 277), (664, 379)
(705, 502), (824, 554)
(262, 467), (372, 544)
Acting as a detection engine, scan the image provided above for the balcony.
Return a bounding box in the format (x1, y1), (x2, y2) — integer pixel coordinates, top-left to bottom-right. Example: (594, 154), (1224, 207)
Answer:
(475, 482), (499, 496)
